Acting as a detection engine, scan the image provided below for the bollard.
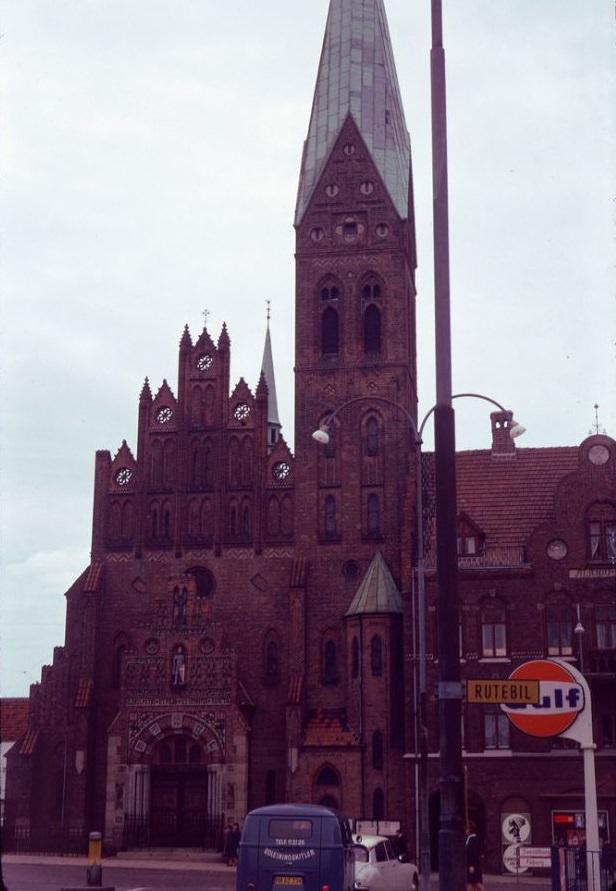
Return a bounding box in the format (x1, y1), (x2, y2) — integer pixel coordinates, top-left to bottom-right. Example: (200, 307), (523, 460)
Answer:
(86, 832), (102, 887)
(60, 830), (114, 891)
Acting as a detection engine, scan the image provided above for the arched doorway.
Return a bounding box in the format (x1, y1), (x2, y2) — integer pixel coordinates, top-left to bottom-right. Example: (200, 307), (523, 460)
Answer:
(150, 736), (208, 847)
(123, 711), (227, 850)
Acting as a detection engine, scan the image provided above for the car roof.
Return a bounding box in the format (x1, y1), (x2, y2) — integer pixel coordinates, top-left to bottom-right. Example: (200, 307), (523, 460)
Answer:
(353, 834), (389, 846)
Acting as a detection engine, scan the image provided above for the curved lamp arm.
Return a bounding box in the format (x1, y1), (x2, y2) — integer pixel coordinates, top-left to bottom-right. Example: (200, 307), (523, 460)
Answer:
(312, 392), (525, 444)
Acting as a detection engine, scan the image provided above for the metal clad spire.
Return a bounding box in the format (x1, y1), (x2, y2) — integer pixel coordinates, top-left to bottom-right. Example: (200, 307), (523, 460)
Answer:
(295, 0), (411, 224)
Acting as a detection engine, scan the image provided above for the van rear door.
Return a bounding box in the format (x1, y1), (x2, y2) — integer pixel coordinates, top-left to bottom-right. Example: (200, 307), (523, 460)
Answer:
(257, 814), (322, 891)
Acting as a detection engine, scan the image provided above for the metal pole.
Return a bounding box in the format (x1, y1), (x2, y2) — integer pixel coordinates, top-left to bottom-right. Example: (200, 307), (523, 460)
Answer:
(415, 440), (431, 891)
(430, 2), (465, 889)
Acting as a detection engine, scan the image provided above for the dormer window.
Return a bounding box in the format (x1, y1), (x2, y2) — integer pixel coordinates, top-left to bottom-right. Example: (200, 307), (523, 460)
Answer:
(457, 514), (484, 557)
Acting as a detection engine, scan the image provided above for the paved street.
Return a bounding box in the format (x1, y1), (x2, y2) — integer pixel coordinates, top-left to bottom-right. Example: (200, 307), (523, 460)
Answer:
(2, 855), (552, 891)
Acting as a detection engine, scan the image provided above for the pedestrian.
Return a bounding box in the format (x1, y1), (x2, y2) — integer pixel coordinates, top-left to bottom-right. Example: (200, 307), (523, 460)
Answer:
(466, 821), (484, 891)
(393, 827), (409, 861)
(226, 821), (241, 866)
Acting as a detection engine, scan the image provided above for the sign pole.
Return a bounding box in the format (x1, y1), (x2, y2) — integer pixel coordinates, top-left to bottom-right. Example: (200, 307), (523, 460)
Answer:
(500, 659), (600, 891)
(553, 661), (600, 891)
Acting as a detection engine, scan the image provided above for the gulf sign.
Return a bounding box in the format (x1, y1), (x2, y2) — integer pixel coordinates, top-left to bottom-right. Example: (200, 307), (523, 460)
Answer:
(500, 660), (585, 737)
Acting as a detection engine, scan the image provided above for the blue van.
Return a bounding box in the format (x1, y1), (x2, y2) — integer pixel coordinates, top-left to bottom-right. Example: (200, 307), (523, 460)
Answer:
(236, 803), (355, 891)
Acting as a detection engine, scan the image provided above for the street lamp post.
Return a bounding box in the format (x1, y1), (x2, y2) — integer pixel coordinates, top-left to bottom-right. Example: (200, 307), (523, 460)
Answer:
(313, 394), (524, 891)
(430, 0), (465, 882)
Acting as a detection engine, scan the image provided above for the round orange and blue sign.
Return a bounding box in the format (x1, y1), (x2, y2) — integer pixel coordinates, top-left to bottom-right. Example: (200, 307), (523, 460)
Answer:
(500, 660), (585, 738)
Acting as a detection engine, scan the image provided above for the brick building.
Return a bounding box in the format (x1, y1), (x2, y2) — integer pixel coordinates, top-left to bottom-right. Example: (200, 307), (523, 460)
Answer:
(4, 0), (615, 873)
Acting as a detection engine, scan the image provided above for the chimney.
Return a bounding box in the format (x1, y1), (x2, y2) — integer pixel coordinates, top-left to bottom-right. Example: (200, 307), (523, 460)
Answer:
(491, 410), (517, 457)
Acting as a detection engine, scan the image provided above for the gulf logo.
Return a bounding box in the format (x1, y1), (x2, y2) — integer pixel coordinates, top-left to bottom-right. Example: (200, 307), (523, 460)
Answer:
(500, 660), (584, 738)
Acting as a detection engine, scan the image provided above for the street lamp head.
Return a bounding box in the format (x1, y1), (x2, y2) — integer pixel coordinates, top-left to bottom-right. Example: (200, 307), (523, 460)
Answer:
(312, 427), (330, 445)
(509, 420), (526, 439)
(574, 622), (585, 635)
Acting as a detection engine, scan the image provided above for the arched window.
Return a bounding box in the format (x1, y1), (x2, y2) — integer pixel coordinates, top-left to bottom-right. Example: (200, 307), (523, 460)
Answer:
(321, 285), (340, 301)
(281, 495), (293, 536)
(162, 440), (175, 488)
(121, 501), (134, 538)
(324, 496), (337, 536)
(264, 639), (280, 685)
(112, 637), (127, 690)
(151, 440), (163, 487)
(322, 307), (339, 354)
(316, 766), (339, 787)
(228, 438), (240, 487)
(191, 386), (204, 427)
(229, 502), (238, 537)
(366, 417), (379, 456)
(322, 640), (338, 685)
(162, 503), (172, 539)
(241, 437), (253, 485)
(352, 637), (359, 678)
(372, 731), (384, 770)
(363, 305), (381, 353)
(188, 566), (215, 598)
(371, 635), (383, 676)
(200, 498), (213, 539)
(174, 738), (187, 763)
(481, 599), (507, 657)
(362, 281), (381, 300)
(372, 787), (385, 820)
(367, 494), (380, 537)
(241, 500), (251, 537)
(267, 496), (281, 536)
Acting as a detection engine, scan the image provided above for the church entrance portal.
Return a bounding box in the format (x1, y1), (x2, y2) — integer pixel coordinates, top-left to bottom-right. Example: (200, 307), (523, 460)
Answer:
(150, 766), (207, 847)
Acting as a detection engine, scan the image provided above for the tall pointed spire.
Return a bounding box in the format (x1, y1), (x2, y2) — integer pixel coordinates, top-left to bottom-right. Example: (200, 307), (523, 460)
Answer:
(295, 0), (411, 224)
(261, 302), (281, 449)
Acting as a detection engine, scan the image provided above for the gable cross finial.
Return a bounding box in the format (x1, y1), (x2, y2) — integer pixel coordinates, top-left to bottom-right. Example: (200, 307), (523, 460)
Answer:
(266, 299), (271, 323)
(202, 308), (210, 329)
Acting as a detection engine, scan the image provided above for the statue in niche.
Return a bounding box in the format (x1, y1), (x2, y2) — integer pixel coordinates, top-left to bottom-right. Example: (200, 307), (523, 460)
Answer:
(172, 646), (187, 686)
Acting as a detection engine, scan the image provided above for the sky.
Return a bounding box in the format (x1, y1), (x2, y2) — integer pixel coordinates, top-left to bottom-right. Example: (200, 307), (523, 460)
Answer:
(1, 1), (614, 699)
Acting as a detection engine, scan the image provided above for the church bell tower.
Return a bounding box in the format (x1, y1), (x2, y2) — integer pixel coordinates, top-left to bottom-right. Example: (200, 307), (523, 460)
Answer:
(293, 0), (418, 554)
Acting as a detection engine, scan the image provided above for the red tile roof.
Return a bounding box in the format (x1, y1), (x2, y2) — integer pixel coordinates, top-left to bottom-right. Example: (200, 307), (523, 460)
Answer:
(303, 708), (360, 747)
(19, 728), (39, 756)
(422, 446), (579, 559)
(1, 698), (30, 742)
(288, 672), (304, 704)
(74, 678), (93, 708)
(83, 562), (103, 593)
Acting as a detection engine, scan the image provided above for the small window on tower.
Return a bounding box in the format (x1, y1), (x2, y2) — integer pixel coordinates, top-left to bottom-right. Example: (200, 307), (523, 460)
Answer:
(363, 305), (381, 353)
(344, 221), (357, 240)
(322, 307), (339, 354)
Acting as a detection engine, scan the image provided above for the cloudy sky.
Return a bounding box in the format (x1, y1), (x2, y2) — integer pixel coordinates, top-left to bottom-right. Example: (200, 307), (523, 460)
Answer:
(1, 0), (614, 698)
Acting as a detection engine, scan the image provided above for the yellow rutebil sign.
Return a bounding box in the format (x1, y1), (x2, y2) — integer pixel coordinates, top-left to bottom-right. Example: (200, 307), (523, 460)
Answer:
(466, 679), (540, 704)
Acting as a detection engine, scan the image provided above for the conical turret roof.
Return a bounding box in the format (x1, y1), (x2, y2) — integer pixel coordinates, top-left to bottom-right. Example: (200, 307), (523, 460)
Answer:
(345, 551), (403, 615)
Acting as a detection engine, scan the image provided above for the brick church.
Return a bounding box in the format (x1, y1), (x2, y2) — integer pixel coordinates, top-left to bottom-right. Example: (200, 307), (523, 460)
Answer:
(5, 0), (615, 872)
